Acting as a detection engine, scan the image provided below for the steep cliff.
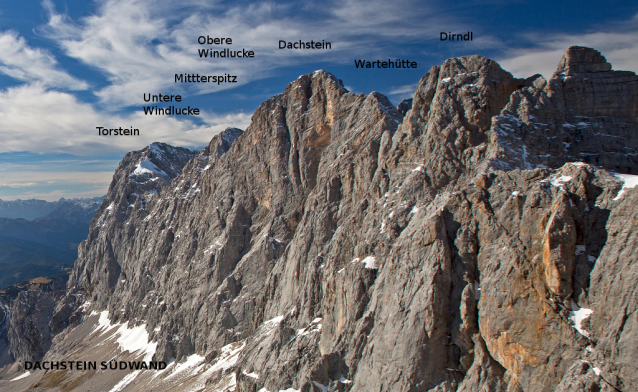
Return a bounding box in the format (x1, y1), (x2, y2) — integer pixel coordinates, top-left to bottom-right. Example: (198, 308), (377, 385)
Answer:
(3, 47), (638, 392)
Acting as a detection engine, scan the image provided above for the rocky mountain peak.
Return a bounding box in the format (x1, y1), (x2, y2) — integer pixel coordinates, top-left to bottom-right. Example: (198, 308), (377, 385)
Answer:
(556, 46), (612, 75)
(128, 142), (196, 186)
(550, 45), (638, 118)
(387, 53), (524, 190)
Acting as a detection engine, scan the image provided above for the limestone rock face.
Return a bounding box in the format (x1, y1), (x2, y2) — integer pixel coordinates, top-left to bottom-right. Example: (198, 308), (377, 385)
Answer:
(487, 46), (638, 175)
(557, 46), (638, 119)
(67, 142), (197, 304)
(557, 46), (612, 75)
(5, 277), (66, 363)
(6, 47), (638, 392)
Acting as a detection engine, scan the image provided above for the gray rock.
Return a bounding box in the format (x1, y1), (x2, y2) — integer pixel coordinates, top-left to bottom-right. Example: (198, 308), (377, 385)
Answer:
(5, 277), (66, 363)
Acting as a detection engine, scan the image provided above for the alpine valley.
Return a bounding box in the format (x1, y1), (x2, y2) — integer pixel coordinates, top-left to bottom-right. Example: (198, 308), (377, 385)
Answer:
(1, 46), (637, 392)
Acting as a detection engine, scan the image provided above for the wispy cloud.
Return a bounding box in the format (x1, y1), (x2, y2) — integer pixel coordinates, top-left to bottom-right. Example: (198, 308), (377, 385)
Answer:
(0, 182), (38, 188)
(38, 0), (450, 108)
(388, 83), (416, 96)
(0, 31), (88, 90)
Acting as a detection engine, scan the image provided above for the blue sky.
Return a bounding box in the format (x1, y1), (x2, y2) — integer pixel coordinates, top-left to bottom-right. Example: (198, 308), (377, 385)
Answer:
(0, 0), (637, 200)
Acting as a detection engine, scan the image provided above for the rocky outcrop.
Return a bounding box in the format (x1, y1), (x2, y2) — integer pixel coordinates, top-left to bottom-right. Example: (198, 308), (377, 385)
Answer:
(487, 46), (638, 175)
(5, 47), (638, 392)
(397, 98), (413, 117)
(5, 277), (66, 363)
(0, 298), (11, 369)
(67, 142), (197, 303)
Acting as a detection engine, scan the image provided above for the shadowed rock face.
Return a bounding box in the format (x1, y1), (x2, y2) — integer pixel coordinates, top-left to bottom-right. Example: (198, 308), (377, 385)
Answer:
(5, 47), (638, 391)
(3, 277), (66, 364)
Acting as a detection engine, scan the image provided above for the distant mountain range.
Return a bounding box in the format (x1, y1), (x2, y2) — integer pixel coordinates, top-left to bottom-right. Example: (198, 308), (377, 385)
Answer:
(0, 197), (104, 287)
(0, 197), (103, 221)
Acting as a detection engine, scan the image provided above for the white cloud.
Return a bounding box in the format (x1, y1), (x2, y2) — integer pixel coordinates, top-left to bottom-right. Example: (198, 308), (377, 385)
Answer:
(388, 83), (416, 96)
(0, 84), (250, 155)
(384, 83), (417, 105)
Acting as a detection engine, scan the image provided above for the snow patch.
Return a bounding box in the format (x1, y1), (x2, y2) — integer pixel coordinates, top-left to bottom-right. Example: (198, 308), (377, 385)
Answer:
(352, 256), (376, 269)
(162, 340), (245, 389)
(338, 375), (352, 384)
(550, 175), (572, 187)
(108, 371), (141, 392)
(258, 315), (284, 336)
(440, 77), (451, 83)
(569, 300), (593, 337)
(90, 311), (157, 365)
(575, 245), (586, 256)
(91, 311), (119, 335)
(132, 159), (167, 177)
(115, 322), (157, 361)
(243, 370), (259, 379)
(295, 318), (322, 339)
(612, 172), (638, 200)
(10, 372), (30, 381)
(164, 354), (206, 381)
(312, 381), (329, 392)
(360, 256), (376, 269)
